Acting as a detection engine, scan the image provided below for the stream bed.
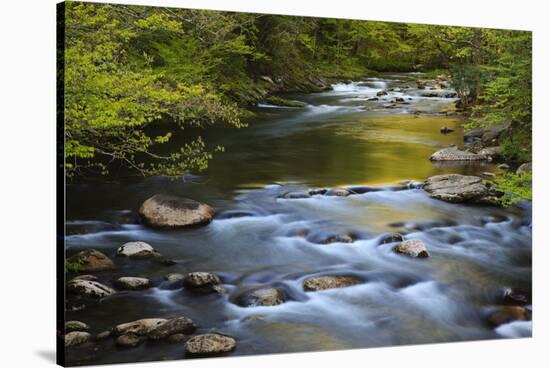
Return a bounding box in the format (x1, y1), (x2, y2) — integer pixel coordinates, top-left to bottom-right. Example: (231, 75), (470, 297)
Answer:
(65, 73), (532, 365)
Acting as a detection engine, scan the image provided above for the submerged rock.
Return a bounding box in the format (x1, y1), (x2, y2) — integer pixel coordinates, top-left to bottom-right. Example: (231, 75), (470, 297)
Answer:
(440, 127), (454, 134)
(139, 194), (215, 228)
(393, 239), (430, 258)
(164, 273), (186, 282)
(67, 279), (116, 299)
(424, 174), (499, 204)
(308, 188), (328, 196)
(430, 147), (487, 161)
(281, 191), (311, 199)
(265, 96), (306, 108)
(325, 188), (353, 197)
(116, 241), (159, 258)
(215, 210), (257, 219)
(115, 277), (152, 290)
(65, 321), (90, 333)
(488, 306), (531, 327)
(184, 272), (224, 293)
(185, 333), (237, 356)
(379, 233), (404, 245)
(321, 234), (354, 244)
(503, 288), (532, 306)
(148, 317), (196, 339)
(66, 249), (115, 272)
(238, 288), (286, 307)
(95, 330), (112, 341)
(65, 331), (91, 348)
(422, 92), (439, 98)
(113, 318), (167, 336)
(303, 275), (361, 291)
(116, 333), (143, 348)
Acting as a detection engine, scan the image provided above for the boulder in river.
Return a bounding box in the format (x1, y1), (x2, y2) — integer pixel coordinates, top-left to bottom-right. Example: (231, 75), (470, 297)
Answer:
(148, 317), (197, 339)
(416, 79), (428, 89)
(167, 334), (188, 343)
(439, 127), (454, 134)
(429, 147), (487, 161)
(303, 275), (361, 291)
(422, 92), (439, 98)
(488, 306), (531, 327)
(70, 274), (98, 282)
(478, 146), (503, 160)
(139, 194), (215, 228)
(376, 90), (388, 96)
(424, 174), (499, 204)
(481, 124), (510, 145)
(308, 188), (328, 196)
(65, 331), (91, 348)
(503, 288), (532, 306)
(325, 188), (353, 197)
(113, 318), (167, 336)
(238, 288), (286, 307)
(463, 127), (484, 143)
(117, 241), (159, 258)
(393, 239), (430, 258)
(115, 277), (152, 290)
(66, 249), (115, 272)
(65, 320), (90, 333)
(185, 333), (237, 356)
(184, 272), (224, 293)
(67, 279), (116, 299)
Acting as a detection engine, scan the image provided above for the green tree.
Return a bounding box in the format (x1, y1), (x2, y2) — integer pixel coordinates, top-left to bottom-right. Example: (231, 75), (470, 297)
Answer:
(62, 2), (243, 177)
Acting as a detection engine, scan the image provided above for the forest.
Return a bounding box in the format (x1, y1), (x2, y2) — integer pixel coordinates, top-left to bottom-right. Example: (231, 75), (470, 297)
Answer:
(60, 1), (531, 200)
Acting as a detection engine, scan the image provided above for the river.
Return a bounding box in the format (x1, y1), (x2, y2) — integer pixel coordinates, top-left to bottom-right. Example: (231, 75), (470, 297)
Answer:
(65, 73), (532, 365)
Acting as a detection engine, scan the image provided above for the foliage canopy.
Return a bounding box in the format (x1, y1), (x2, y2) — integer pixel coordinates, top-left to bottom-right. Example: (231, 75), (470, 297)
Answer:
(61, 2), (531, 178)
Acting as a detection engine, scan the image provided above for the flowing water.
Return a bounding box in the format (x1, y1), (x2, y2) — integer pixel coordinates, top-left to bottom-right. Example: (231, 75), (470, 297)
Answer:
(65, 73), (532, 365)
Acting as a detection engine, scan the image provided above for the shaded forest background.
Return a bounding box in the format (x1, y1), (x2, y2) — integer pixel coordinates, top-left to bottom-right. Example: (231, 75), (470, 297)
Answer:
(60, 1), (531, 178)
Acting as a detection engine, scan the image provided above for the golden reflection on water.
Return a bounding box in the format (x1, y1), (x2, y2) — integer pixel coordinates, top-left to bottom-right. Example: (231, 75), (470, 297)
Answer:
(213, 112), (496, 191)
(327, 114), (466, 186)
